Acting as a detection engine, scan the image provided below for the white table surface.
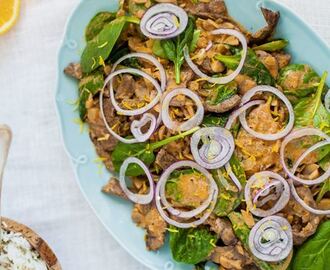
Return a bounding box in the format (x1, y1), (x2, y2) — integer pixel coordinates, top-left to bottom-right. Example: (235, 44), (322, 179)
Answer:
(0, 0), (329, 269)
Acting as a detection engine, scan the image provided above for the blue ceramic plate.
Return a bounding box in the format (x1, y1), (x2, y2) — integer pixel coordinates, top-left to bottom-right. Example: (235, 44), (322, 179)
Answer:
(55, 1), (330, 269)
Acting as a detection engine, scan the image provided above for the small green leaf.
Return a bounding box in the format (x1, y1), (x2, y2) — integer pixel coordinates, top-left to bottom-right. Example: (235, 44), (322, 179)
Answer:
(85, 12), (116, 41)
(292, 220), (330, 270)
(170, 226), (217, 264)
(78, 72), (104, 120)
(207, 82), (237, 105)
(152, 40), (168, 59)
(202, 114), (229, 127)
(215, 48), (275, 86)
(81, 16), (139, 73)
(212, 155), (246, 216)
(190, 29), (201, 52)
(253, 39), (288, 52)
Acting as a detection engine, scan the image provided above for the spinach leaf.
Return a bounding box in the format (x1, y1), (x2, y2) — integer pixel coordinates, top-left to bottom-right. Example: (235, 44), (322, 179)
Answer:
(215, 48), (275, 86)
(253, 39), (288, 52)
(78, 72), (104, 120)
(152, 40), (168, 59)
(170, 226), (217, 264)
(202, 114), (229, 127)
(212, 155), (246, 216)
(316, 178), (330, 202)
(81, 16), (140, 73)
(207, 81), (238, 105)
(111, 141), (155, 176)
(294, 71), (330, 134)
(111, 127), (199, 176)
(85, 12), (116, 41)
(228, 212), (291, 270)
(190, 29), (201, 52)
(161, 17), (195, 84)
(278, 64), (324, 102)
(292, 220), (330, 270)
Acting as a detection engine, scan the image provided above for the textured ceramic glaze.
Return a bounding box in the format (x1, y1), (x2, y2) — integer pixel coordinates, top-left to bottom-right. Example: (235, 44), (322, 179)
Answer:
(55, 0), (330, 269)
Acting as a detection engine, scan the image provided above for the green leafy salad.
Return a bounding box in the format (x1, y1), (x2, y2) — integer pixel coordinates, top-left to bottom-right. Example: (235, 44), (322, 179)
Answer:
(64, 0), (330, 269)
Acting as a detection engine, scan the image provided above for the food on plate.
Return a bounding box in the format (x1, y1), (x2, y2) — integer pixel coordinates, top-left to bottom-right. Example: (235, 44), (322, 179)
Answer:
(64, 0), (330, 269)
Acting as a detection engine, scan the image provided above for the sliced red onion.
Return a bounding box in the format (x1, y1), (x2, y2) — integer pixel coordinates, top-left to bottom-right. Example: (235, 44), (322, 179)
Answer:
(107, 68), (162, 116)
(249, 216), (293, 262)
(100, 69), (161, 144)
(252, 181), (282, 207)
(205, 41), (213, 52)
(292, 140), (330, 174)
(280, 128), (330, 185)
(288, 179), (330, 215)
(130, 113), (157, 143)
(161, 88), (204, 132)
(111, 52), (167, 91)
(245, 171), (290, 217)
(223, 100), (264, 191)
(184, 28), (247, 84)
(140, 3), (188, 39)
(239, 86), (295, 141)
(190, 127), (234, 169)
(155, 161), (218, 228)
(325, 89), (330, 113)
(225, 100), (265, 130)
(119, 157), (154, 204)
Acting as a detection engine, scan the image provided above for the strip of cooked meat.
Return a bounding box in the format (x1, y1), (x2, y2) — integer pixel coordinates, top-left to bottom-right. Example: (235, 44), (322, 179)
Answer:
(247, 8), (280, 45)
(64, 63), (82, 80)
(205, 94), (241, 113)
(210, 242), (254, 270)
(256, 50), (279, 79)
(180, 0), (228, 20)
(102, 177), (128, 200)
(114, 74), (135, 100)
(155, 148), (178, 170)
(131, 204), (167, 251)
(205, 215), (237, 246)
(279, 186), (320, 245)
(272, 52), (291, 69)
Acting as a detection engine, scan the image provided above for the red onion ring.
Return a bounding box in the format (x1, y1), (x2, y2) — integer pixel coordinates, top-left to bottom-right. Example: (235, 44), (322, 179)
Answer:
(111, 52), (167, 91)
(225, 100), (265, 130)
(245, 171), (290, 217)
(280, 128), (330, 185)
(119, 157), (154, 204)
(130, 113), (157, 143)
(184, 28), (247, 85)
(107, 68), (162, 116)
(288, 179), (330, 215)
(140, 3), (188, 40)
(248, 216), (293, 262)
(239, 86), (295, 141)
(155, 161), (218, 228)
(190, 127), (234, 169)
(252, 181), (282, 207)
(100, 69), (161, 144)
(161, 88), (204, 131)
(325, 89), (330, 113)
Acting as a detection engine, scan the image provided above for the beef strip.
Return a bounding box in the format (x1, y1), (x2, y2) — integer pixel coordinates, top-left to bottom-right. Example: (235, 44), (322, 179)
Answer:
(210, 242), (254, 270)
(205, 94), (241, 113)
(102, 177), (128, 200)
(64, 63), (82, 80)
(180, 0), (228, 20)
(131, 204), (167, 251)
(256, 50), (279, 79)
(247, 8), (280, 45)
(205, 215), (237, 246)
(155, 148), (178, 170)
(272, 52), (291, 69)
(279, 186), (320, 245)
(114, 74), (135, 100)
